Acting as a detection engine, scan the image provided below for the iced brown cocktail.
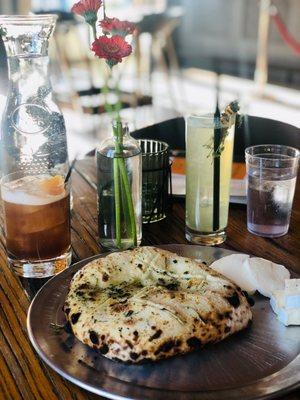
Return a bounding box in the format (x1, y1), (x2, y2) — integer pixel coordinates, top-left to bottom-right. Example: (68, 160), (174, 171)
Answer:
(1, 172), (71, 277)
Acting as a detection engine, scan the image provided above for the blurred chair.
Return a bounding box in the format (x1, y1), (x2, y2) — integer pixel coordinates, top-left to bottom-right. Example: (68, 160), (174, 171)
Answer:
(135, 6), (184, 110)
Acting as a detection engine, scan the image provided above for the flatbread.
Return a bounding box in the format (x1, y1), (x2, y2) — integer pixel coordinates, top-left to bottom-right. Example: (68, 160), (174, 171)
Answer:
(64, 247), (252, 363)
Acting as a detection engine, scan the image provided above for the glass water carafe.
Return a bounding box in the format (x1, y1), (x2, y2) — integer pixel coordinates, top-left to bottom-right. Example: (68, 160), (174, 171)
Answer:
(0, 15), (69, 176)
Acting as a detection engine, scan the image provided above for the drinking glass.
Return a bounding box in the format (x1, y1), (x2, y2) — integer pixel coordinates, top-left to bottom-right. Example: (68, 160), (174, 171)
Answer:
(185, 114), (235, 245)
(1, 170), (72, 277)
(139, 139), (170, 223)
(245, 145), (299, 238)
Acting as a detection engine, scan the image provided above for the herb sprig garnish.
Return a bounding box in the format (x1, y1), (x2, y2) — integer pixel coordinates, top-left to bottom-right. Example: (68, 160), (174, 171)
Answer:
(204, 101), (241, 158)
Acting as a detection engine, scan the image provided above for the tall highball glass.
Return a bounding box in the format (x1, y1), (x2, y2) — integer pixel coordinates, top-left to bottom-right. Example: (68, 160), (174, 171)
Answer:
(185, 114), (235, 245)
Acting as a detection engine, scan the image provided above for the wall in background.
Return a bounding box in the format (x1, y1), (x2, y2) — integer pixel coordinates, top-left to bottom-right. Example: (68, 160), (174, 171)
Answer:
(0, 0), (30, 13)
(172, 0), (300, 87)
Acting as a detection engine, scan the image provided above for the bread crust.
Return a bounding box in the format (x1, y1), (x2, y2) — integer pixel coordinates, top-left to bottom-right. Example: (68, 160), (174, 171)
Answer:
(64, 247), (252, 363)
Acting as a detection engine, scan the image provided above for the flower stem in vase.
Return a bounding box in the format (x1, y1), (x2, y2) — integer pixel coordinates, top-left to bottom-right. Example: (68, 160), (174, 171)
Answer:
(113, 157), (122, 247)
(118, 159), (137, 246)
(113, 120), (137, 248)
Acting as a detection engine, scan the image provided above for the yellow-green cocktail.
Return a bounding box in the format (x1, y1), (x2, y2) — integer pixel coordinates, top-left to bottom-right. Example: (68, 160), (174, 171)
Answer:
(185, 114), (235, 245)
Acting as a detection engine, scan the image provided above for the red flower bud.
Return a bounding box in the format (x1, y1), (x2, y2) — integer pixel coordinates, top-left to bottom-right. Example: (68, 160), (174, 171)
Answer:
(100, 17), (136, 37)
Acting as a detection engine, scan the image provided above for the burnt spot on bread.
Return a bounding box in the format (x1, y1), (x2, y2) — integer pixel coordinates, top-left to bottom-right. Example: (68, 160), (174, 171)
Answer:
(217, 312), (224, 320)
(224, 326), (231, 333)
(64, 307), (70, 315)
(76, 291), (84, 297)
(89, 331), (99, 345)
(242, 291), (255, 306)
(77, 283), (89, 290)
(125, 340), (133, 349)
(130, 352), (139, 360)
(165, 282), (179, 291)
(102, 272), (109, 282)
(137, 263), (143, 269)
(149, 329), (162, 341)
(99, 344), (109, 354)
(187, 337), (202, 349)
(133, 330), (139, 340)
(226, 292), (240, 308)
(71, 312), (81, 324)
(172, 259), (178, 263)
(154, 340), (176, 355)
(141, 350), (148, 356)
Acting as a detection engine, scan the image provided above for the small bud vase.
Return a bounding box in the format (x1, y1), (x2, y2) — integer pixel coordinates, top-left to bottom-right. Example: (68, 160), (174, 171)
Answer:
(96, 121), (142, 250)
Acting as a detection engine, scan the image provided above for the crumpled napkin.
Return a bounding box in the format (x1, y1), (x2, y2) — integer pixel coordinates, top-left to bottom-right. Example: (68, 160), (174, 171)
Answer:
(209, 254), (290, 298)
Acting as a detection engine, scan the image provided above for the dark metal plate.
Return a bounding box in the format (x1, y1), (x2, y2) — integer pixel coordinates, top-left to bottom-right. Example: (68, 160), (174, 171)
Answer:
(27, 245), (300, 400)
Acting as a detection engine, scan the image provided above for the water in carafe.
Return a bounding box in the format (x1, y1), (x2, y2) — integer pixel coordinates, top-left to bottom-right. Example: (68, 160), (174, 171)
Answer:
(0, 15), (69, 176)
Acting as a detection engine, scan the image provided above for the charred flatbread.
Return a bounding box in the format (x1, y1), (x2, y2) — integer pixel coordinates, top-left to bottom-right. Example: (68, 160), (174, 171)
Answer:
(64, 247), (252, 363)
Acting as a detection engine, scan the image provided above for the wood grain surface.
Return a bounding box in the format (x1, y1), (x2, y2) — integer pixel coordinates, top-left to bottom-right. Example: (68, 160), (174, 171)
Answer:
(0, 157), (299, 400)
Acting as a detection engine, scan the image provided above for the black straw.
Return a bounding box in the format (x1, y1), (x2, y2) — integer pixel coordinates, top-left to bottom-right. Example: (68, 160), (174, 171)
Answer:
(64, 157), (77, 183)
(213, 94), (221, 231)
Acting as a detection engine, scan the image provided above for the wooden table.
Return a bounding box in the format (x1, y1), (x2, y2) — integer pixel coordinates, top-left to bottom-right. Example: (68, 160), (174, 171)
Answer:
(0, 156), (299, 400)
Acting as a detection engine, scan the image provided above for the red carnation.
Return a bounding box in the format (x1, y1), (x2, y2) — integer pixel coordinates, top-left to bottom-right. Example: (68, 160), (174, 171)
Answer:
(92, 35), (132, 67)
(71, 0), (102, 14)
(71, 0), (102, 24)
(100, 17), (136, 37)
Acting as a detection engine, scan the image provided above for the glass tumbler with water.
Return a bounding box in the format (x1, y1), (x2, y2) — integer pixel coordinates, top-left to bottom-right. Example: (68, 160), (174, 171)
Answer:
(245, 145), (299, 237)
